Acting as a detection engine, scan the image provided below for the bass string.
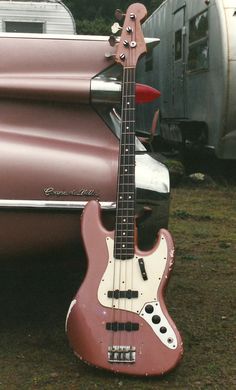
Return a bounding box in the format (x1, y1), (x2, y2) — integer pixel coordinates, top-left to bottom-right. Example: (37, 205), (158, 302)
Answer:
(126, 64), (136, 351)
(119, 23), (137, 351)
(110, 65), (131, 350)
(128, 47), (137, 351)
(111, 19), (138, 350)
(110, 65), (136, 351)
(118, 64), (136, 350)
(121, 65), (134, 350)
(118, 65), (132, 351)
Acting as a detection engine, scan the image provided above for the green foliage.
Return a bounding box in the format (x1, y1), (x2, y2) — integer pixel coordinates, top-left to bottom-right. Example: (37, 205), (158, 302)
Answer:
(76, 18), (111, 35)
(63, 0), (165, 34)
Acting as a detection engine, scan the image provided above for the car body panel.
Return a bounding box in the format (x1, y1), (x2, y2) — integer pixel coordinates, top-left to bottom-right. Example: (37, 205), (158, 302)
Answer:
(0, 34), (170, 258)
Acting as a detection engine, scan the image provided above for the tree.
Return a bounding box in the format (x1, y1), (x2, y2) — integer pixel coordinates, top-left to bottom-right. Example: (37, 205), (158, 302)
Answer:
(63, 0), (165, 34)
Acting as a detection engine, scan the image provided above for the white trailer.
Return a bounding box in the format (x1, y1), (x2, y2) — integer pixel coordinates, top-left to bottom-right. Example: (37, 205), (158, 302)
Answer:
(0, 0), (76, 34)
(137, 0), (236, 159)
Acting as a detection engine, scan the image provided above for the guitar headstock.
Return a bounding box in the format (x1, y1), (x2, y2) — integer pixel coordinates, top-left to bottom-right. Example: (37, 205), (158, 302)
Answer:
(114, 3), (147, 68)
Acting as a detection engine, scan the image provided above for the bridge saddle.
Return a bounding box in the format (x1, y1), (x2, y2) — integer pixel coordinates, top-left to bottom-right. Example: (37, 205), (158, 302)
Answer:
(108, 345), (136, 363)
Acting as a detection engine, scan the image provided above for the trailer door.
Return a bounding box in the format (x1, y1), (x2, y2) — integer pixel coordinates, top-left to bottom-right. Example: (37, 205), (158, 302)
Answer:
(173, 7), (186, 117)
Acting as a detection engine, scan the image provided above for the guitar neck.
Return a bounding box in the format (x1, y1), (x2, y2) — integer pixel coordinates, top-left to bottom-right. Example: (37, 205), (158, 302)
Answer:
(114, 67), (136, 260)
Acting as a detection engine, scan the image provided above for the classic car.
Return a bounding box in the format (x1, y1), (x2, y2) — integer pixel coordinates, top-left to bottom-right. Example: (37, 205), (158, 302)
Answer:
(0, 32), (170, 259)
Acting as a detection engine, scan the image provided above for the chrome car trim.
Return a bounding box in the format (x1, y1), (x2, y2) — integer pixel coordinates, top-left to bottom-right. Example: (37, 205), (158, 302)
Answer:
(136, 154), (170, 194)
(0, 33), (160, 48)
(91, 79), (121, 104)
(0, 199), (116, 210)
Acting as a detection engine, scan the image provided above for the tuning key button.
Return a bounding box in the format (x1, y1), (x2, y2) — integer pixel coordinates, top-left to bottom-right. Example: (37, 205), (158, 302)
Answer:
(145, 305), (154, 314)
(119, 53), (126, 61)
(105, 52), (115, 59)
(111, 22), (122, 34)
(130, 13), (136, 20)
(109, 35), (117, 47)
(123, 40), (129, 47)
(115, 9), (124, 21)
(160, 326), (167, 333)
(126, 26), (133, 33)
(130, 41), (137, 48)
(152, 315), (161, 324)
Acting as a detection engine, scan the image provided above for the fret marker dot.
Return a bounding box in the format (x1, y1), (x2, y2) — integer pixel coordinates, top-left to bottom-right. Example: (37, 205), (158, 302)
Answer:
(123, 232), (126, 235)
(125, 148), (128, 152)
(123, 218), (126, 222)
(125, 169), (128, 172)
(122, 244), (126, 248)
(126, 126), (129, 130)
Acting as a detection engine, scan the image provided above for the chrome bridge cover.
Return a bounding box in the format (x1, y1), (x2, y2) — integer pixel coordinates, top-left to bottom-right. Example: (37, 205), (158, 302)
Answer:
(108, 346), (136, 364)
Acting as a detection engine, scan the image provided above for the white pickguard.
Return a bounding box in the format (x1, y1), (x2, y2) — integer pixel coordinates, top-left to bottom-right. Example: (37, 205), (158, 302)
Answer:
(97, 235), (178, 349)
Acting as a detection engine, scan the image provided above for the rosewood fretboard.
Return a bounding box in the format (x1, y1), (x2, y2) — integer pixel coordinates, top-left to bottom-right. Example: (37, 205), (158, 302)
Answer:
(114, 67), (136, 260)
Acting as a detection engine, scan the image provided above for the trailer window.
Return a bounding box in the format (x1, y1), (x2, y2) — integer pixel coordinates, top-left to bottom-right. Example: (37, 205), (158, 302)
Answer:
(145, 49), (153, 72)
(175, 29), (182, 61)
(188, 11), (208, 72)
(4, 21), (44, 33)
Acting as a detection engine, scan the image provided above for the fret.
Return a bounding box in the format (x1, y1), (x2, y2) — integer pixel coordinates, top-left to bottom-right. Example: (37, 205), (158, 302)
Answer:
(115, 237), (134, 242)
(117, 201), (135, 204)
(115, 220), (134, 225)
(117, 200), (135, 204)
(120, 151), (135, 154)
(123, 81), (136, 84)
(115, 239), (134, 243)
(116, 191), (134, 193)
(115, 231), (134, 235)
(114, 246), (135, 251)
(117, 187), (135, 193)
(117, 179), (135, 184)
(116, 218), (134, 221)
(117, 203), (135, 207)
(120, 131), (135, 134)
(118, 171), (135, 179)
(114, 251), (135, 256)
(117, 199), (135, 203)
(116, 211), (135, 215)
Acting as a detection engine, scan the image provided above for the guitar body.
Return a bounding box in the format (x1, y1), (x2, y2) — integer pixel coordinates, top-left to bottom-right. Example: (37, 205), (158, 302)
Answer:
(66, 200), (183, 376)
(66, 3), (183, 376)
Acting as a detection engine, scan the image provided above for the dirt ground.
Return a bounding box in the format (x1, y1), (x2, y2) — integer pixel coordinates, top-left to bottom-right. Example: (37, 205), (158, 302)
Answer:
(0, 182), (235, 389)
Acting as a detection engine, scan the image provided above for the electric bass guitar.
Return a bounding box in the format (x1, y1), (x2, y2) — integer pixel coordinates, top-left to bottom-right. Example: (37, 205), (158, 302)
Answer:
(66, 3), (183, 376)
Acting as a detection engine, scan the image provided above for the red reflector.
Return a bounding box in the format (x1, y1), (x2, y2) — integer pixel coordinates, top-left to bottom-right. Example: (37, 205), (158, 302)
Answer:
(136, 83), (161, 104)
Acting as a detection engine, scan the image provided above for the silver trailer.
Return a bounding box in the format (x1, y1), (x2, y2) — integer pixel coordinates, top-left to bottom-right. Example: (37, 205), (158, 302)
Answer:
(0, 0), (76, 34)
(137, 0), (236, 159)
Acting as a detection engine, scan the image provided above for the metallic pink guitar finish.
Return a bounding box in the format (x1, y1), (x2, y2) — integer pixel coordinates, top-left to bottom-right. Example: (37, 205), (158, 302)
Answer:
(66, 3), (183, 376)
(66, 200), (183, 376)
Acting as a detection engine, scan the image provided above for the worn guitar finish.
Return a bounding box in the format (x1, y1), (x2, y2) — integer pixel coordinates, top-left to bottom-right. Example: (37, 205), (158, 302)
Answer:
(66, 3), (183, 375)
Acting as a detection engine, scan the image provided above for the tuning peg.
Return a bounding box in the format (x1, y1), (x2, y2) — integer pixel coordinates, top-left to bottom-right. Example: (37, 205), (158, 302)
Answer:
(111, 22), (122, 34)
(104, 52), (115, 59)
(115, 9), (125, 21)
(108, 35), (118, 47)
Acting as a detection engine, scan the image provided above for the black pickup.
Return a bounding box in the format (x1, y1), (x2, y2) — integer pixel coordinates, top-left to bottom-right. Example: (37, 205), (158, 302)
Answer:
(107, 289), (138, 299)
(138, 258), (148, 280)
(106, 322), (139, 331)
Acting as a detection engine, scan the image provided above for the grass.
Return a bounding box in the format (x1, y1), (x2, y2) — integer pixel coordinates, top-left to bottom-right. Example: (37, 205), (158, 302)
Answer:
(0, 184), (235, 389)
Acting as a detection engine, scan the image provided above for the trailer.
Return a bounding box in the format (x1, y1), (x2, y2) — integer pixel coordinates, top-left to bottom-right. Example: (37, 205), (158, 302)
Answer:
(137, 0), (236, 159)
(0, 0), (76, 34)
